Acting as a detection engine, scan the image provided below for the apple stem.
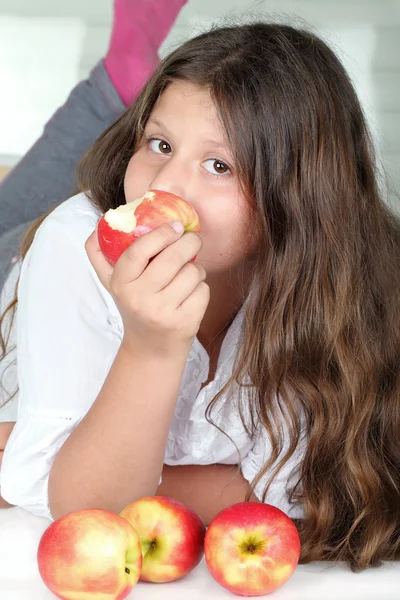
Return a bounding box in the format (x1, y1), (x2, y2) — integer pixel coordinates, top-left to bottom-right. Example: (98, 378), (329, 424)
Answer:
(125, 567), (131, 574)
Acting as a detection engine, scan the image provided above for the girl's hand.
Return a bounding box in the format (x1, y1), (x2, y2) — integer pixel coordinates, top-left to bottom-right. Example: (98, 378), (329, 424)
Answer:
(85, 222), (210, 357)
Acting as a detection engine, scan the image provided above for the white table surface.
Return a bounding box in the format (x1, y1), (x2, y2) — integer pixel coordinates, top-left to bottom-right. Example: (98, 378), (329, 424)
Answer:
(1, 506), (399, 600)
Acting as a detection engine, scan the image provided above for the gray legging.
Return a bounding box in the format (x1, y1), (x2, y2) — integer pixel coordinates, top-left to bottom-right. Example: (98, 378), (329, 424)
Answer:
(0, 60), (125, 289)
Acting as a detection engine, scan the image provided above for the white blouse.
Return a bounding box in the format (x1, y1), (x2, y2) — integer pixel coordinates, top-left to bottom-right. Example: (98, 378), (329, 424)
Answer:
(0, 192), (305, 521)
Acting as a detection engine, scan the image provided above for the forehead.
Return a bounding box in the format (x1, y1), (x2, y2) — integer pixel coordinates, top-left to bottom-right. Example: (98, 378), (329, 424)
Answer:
(150, 81), (222, 130)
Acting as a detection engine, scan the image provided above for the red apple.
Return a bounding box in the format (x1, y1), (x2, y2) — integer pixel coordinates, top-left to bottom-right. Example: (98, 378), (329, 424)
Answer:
(37, 508), (143, 600)
(120, 495), (206, 583)
(204, 502), (300, 596)
(97, 189), (200, 266)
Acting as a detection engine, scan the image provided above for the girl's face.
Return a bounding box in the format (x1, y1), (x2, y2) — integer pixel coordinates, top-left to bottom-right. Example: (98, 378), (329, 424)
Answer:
(124, 81), (258, 273)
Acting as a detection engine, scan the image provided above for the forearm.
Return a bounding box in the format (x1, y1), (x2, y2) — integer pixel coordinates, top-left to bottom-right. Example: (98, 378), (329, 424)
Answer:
(0, 493), (13, 509)
(156, 464), (259, 526)
(48, 344), (188, 520)
(0, 61), (124, 235)
(0, 425), (15, 508)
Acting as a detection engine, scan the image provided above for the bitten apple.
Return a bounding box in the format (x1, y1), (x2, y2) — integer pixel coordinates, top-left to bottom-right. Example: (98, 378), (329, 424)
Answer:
(204, 502), (301, 597)
(120, 495), (206, 583)
(37, 508), (143, 600)
(97, 189), (200, 266)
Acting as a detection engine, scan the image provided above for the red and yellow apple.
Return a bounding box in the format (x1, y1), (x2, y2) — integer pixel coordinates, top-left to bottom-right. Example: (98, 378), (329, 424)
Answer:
(204, 502), (301, 597)
(120, 495), (206, 583)
(37, 508), (143, 600)
(97, 189), (200, 266)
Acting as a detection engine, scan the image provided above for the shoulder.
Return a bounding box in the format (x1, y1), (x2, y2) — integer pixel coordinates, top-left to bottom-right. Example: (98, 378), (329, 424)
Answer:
(25, 191), (103, 279)
(19, 192), (119, 318)
(36, 191), (102, 243)
(48, 191), (102, 221)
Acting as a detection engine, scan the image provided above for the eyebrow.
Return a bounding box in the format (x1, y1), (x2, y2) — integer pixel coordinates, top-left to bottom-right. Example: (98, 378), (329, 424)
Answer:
(147, 117), (230, 151)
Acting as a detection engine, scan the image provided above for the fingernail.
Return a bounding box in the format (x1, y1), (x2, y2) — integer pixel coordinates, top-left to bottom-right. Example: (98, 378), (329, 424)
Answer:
(170, 221), (184, 234)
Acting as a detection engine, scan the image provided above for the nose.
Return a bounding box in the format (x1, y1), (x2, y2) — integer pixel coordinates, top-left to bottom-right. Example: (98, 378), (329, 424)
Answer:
(148, 155), (191, 201)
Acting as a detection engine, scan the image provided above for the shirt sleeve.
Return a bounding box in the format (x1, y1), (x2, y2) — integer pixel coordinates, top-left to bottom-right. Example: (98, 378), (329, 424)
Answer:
(240, 423), (306, 519)
(0, 202), (124, 519)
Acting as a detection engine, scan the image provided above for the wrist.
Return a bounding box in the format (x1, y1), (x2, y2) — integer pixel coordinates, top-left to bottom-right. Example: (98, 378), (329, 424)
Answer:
(119, 336), (191, 366)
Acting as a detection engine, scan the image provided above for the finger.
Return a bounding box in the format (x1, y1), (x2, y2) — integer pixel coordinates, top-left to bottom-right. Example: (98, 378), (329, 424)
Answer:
(85, 228), (114, 292)
(113, 222), (185, 286)
(140, 231), (203, 293)
(158, 262), (207, 307)
(179, 280), (210, 321)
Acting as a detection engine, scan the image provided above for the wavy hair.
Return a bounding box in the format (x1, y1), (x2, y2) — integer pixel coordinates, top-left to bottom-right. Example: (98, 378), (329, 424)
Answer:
(1, 17), (399, 571)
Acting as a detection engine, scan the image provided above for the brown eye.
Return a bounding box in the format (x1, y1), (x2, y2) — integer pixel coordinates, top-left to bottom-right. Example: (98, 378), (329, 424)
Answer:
(213, 160), (229, 174)
(148, 138), (171, 154)
(157, 140), (171, 154)
(204, 158), (231, 177)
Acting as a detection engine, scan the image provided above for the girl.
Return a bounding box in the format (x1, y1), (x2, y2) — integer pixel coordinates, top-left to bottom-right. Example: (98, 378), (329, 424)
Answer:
(1, 18), (400, 574)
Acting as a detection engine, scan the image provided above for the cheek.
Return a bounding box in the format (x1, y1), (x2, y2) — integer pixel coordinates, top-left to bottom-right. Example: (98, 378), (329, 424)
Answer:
(124, 155), (151, 202)
(200, 205), (251, 254)
(223, 204), (258, 258)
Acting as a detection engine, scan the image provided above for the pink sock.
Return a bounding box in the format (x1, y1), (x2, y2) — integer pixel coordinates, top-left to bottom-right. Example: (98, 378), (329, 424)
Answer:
(104, 0), (188, 106)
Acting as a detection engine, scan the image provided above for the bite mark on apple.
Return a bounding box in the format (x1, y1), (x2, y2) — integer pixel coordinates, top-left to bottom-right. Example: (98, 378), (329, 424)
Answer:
(105, 192), (156, 233)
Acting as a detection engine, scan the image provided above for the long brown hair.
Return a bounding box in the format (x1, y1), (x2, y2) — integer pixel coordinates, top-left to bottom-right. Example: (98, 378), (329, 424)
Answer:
(1, 17), (399, 571)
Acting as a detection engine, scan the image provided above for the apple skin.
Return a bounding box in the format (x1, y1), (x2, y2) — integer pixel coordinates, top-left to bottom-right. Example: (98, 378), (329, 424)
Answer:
(204, 502), (301, 597)
(37, 508), (143, 600)
(98, 189), (200, 267)
(120, 495), (206, 583)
